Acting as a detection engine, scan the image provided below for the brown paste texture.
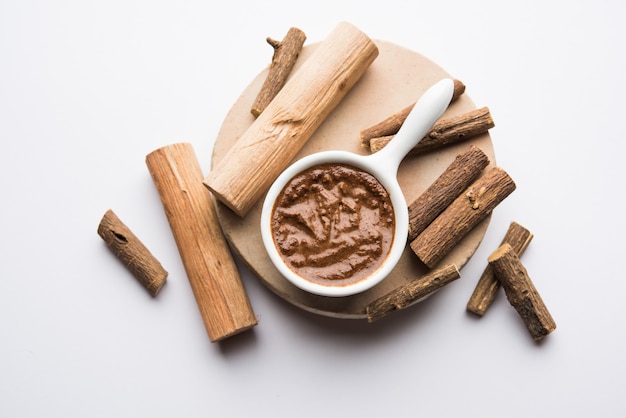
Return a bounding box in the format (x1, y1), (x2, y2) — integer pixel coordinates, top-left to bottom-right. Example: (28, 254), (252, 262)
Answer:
(271, 163), (395, 287)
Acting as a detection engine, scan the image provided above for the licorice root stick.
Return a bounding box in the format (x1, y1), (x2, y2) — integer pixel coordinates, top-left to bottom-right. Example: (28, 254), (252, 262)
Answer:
(98, 209), (167, 296)
(407, 145), (490, 242)
(410, 166), (516, 268)
(466, 222), (533, 316)
(251, 27), (307, 117)
(365, 264), (460, 322)
(360, 79), (466, 148)
(488, 243), (556, 340)
(146, 143), (257, 342)
(369, 106), (495, 155)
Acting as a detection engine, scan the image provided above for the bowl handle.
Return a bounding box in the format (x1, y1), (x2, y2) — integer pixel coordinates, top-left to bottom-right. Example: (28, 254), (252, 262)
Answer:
(367, 78), (454, 176)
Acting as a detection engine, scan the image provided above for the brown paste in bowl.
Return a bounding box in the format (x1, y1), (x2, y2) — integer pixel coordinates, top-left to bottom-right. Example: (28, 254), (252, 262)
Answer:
(271, 163), (395, 287)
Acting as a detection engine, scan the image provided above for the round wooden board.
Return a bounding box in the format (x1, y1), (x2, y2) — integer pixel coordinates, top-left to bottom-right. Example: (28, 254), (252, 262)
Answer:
(212, 40), (495, 319)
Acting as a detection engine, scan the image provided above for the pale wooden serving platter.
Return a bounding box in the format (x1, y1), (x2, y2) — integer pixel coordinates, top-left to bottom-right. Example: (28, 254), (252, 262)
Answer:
(211, 40), (495, 319)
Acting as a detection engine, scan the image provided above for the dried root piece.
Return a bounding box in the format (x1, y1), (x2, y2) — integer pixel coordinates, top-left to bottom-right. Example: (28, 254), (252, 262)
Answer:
(98, 209), (167, 297)
(251, 27), (307, 117)
(407, 145), (490, 242)
(365, 264), (460, 322)
(410, 166), (516, 269)
(360, 79), (466, 148)
(369, 106), (495, 155)
(467, 222), (533, 316)
(488, 243), (556, 341)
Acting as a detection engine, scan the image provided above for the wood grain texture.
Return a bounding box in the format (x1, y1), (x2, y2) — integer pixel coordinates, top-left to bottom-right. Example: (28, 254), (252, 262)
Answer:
(98, 209), (167, 296)
(407, 145), (490, 242)
(410, 166), (516, 268)
(365, 264), (460, 322)
(360, 79), (466, 147)
(204, 22), (379, 217)
(251, 27), (307, 117)
(212, 40), (495, 318)
(467, 222), (533, 316)
(369, 106), (495, 155)
(146, 143), (257, 342)
(488, 243), (555, 340)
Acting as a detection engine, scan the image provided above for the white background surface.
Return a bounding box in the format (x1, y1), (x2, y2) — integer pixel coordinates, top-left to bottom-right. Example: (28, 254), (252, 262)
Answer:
(2, 1), (625, 417)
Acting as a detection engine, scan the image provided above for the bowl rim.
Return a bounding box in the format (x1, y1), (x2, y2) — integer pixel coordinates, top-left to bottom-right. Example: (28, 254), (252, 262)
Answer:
(260, 150), (409, 297)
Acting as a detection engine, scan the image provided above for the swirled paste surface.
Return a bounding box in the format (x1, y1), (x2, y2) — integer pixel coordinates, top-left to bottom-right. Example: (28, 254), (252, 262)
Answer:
(271, 163), (395, 287)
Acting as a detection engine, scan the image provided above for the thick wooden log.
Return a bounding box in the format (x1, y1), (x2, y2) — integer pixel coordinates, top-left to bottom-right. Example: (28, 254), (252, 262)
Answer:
(467, 222), (533, 316)
(488, 243), (556, 340)
(146, 143), (257, 342)
(204, 22), (379, 217)
(97, 209), (167, 296)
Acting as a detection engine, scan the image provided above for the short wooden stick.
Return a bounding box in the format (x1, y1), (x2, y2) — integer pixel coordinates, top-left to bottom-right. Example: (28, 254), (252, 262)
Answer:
(97, 209), (167, 297)
(251, 27), (307, 117)
(365, 264), (460, 322)
(369, 107), (495, 154)
(204, 22), (379, 217)
(466, 222), (533, 316)
(407, 145), (490, 242)
(360, 79), (466, 148)
(146, 143), (257, 342)
(488, 243), (556, 340)
(410, 166), (516, 268)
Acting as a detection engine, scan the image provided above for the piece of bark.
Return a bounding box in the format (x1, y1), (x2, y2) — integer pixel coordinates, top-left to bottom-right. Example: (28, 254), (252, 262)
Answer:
(365, 264), (460, 322)
(360, 79), (466, 147)
(146, 143), (257, 342)
(410, 166), (516, 269)
(467, 222), (533, 316)
(251, 27), (307, 117)
(204, 22), (379, 217)
(97, 209), (167, 296)
(407, 145), (490, 242)
(369, 106), (495, 155)
(488, 243), (556, 340)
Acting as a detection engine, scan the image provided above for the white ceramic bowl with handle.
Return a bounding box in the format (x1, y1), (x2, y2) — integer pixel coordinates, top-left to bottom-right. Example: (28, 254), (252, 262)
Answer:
(261, 78), (454, 297)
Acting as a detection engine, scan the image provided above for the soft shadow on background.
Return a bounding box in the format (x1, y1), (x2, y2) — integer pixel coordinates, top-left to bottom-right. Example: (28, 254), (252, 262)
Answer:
(1, 1), (625, 417)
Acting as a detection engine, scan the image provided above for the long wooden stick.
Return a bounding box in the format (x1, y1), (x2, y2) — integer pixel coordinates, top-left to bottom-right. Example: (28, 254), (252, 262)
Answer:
(97, 209), (167, 296)
(360, 79), (466, 148)
(488, 243), (556, 340)
(365, 264), (460, 322)
(369, 106), (495, 154)
(410, 166), (516, 268)
(146, 143), (257, 342)
(466, 222), (533, 316)
(251, 27), (307, 117)
(204, 22), (379, 217)
(407, 145), (490, 242)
